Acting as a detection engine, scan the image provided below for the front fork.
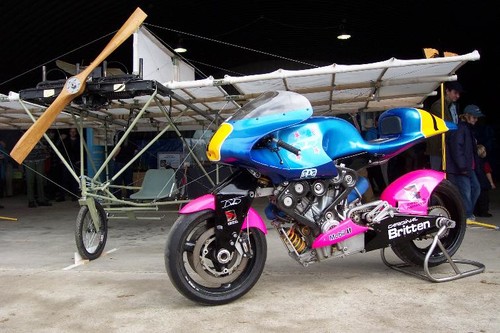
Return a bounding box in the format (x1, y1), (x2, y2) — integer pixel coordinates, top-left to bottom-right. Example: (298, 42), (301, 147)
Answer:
(179, 169), (268, 257)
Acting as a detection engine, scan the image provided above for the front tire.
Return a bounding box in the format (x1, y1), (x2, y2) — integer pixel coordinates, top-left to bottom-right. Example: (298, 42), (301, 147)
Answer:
(165, 210), (267, 305)
(391, 179), (466, 267)
(75, 201), (108, 260)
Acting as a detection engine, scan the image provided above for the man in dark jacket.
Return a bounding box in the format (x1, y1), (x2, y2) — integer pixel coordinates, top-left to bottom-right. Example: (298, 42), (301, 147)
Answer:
(445, 104), (483, 220)
(425, 81), (464, 170)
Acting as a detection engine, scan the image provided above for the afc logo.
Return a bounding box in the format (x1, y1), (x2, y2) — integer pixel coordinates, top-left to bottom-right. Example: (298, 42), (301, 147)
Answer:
(300, 168), (317, 178)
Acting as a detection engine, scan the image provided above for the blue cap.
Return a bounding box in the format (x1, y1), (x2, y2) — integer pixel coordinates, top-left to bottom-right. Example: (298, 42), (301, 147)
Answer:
(463, 104), (484, 117)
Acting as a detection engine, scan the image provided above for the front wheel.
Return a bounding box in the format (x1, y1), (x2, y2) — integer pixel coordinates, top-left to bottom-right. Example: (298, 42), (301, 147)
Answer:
(391, 179), (466, 267)
(75, 200), (108, 260)
(165, 210), (267, 305)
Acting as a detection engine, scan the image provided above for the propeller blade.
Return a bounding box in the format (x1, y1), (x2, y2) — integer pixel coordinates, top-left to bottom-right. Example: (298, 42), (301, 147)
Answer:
(106, 67), (126, 76)
(56, 59), (126, 76)
(55, 59), (78, 75)
(10, 7), (147, 164)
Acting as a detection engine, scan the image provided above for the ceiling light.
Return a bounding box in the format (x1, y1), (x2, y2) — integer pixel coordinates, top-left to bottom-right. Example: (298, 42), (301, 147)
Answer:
(174, 39), (187, 53)
(337, 19), (351, 40)
(174, 46), (187, 53)
(337, 32), (351, 40)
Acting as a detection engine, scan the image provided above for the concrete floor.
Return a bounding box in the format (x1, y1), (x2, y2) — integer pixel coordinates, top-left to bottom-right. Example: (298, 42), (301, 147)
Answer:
(0, 191), (499, 333)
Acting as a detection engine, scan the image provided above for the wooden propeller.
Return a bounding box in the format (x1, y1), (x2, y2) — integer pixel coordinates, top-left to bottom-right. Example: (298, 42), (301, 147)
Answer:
(10, 7), (147, 164)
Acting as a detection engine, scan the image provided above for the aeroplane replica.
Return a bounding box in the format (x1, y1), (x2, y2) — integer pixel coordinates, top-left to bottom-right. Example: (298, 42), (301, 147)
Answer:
(0, 7), (480, 262)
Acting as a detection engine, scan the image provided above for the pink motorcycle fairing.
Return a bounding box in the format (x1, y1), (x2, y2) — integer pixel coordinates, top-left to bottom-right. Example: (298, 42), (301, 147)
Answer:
(312, 218), (369, 249)
(179, 194), (268, 234)
(380, 169), (445, 215)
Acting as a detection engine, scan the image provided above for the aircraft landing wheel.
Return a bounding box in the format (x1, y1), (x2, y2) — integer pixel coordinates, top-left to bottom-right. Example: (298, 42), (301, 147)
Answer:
(75, 200), (108, 260)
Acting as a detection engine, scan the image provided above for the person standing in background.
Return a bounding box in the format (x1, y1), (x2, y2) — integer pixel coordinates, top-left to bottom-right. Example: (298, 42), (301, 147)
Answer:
(46, 130), (68, 202)
(24, 139), (52, 208)
(60, 128), (81, 201)
(0, 139), (7, 208)
(474, 144), (495, 218)
(112, 131), (137, 199)
(425, 81), (464, 171)
(445, 104), (483, 221)
(473, 115), (497, 191)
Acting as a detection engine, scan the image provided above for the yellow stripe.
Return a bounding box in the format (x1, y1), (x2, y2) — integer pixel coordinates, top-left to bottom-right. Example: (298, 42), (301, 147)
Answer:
(418, 109), (449, 138)
(206, 123), (233, 162)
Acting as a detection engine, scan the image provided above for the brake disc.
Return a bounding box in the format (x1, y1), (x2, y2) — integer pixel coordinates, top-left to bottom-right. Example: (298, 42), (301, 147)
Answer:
(189, 227), (248, 284)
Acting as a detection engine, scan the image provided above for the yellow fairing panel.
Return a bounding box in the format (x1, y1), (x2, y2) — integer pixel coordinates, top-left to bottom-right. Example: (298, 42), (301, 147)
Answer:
(206, 123), (233, 162)
(418, 109), (449, 138)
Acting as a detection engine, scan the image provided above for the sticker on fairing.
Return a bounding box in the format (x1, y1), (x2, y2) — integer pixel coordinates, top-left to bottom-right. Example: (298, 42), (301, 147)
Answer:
(300, 168), (317, 178)
(225, 210), (238, 226)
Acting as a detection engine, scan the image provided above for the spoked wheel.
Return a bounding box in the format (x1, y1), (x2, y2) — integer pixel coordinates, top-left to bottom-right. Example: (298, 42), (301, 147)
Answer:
(165, 210), (267, 305)
(75, 200), (108, 260)
(391, 179), (466, 267)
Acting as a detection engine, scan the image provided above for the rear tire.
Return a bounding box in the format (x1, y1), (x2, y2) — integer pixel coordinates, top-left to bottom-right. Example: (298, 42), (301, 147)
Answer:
(391, 179), (466, 267)
(165, 210), (267, 305)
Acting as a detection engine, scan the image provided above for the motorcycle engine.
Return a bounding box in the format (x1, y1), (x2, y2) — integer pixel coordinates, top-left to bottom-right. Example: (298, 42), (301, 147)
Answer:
(269, 166), (372, 266)
(274, 165), (359, 232)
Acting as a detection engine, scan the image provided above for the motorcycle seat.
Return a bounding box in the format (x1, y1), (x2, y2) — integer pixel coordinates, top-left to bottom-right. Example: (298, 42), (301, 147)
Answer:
(359, 107), (454, 158)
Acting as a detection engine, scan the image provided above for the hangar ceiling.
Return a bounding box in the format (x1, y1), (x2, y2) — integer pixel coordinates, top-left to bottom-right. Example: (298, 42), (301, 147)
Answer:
(0, 1), (496, 139)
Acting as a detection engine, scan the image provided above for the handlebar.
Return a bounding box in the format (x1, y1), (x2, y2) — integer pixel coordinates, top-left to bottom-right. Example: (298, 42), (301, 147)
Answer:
(272, 138), (301, 156)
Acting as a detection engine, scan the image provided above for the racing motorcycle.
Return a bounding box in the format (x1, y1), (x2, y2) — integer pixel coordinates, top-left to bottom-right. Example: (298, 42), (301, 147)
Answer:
(165, 90), (466, 305)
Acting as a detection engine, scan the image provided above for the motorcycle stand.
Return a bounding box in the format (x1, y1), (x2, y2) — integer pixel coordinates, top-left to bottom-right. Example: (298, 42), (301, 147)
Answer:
(380, 224), (485, 282)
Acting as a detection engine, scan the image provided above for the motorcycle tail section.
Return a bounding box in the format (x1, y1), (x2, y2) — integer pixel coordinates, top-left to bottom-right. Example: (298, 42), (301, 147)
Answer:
(381, 169), (445, 215)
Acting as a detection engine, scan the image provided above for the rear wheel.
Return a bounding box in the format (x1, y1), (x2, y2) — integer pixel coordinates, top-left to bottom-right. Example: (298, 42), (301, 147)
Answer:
(391, 179), (466, 267)
(165, 210), (267, 305)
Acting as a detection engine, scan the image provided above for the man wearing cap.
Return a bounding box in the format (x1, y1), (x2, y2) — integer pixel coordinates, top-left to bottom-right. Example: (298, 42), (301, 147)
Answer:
(446, 104), (484, 221)
(425, 81), (464, 171)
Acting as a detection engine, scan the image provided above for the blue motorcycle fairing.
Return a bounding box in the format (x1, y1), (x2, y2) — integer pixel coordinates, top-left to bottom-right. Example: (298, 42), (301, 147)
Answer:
(249, 118), (357, 182)
(270, 107), (454, 165)
(213, 91), (454, 184)
(219, 91), (313, 170)
(359, 107), (455, 159)
(247, 108), (449, 182)
(247, 116), (370, 183)
(219, 111), (317, 174)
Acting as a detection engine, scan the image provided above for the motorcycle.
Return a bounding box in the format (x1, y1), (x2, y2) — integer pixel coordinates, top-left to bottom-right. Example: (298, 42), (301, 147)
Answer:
(165, 90), (466, 305)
